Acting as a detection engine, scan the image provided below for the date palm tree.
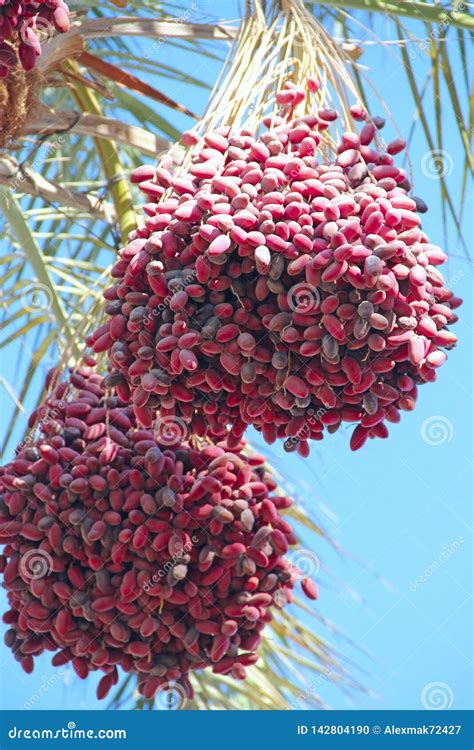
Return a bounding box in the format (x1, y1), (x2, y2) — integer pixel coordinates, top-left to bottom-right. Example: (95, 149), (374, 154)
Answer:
(0, 0), (471, 710)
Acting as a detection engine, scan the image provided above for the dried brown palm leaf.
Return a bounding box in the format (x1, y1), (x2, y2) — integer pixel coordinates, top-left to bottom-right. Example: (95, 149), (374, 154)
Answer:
(76, 51), (198, 118)
(0, 155), (114, 218)
(21, 106), (168, 157)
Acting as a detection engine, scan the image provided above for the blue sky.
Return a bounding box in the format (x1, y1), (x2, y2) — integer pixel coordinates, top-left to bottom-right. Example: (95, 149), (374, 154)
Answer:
(0, 1), (472, 712)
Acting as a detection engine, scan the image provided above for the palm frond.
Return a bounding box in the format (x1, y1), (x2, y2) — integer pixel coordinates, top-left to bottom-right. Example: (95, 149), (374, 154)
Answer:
(314, 0), (474, 31)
